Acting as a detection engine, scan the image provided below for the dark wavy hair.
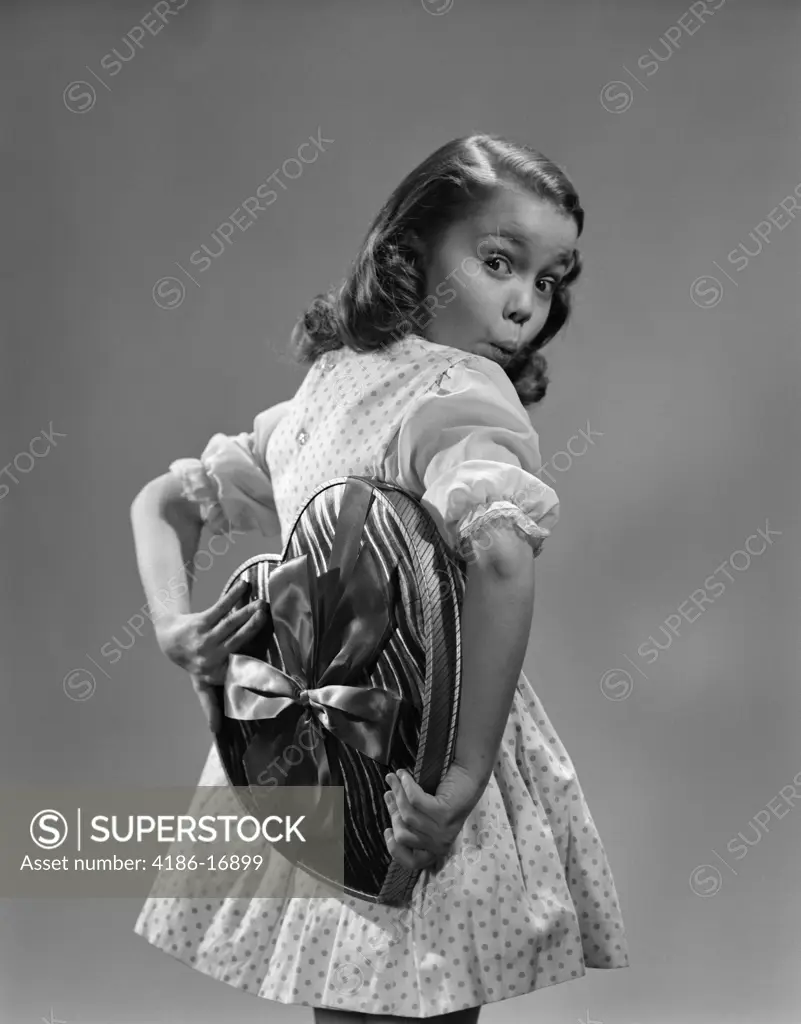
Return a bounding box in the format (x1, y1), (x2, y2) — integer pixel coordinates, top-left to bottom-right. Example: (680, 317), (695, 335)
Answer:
(289, 133), (584, 406)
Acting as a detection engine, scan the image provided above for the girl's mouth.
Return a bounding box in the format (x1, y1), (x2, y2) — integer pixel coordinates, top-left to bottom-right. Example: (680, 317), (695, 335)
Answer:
(488, 342), (512, 362)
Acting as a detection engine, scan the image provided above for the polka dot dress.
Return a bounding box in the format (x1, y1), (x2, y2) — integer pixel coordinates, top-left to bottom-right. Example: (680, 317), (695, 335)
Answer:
(134, 335), (630, 1017)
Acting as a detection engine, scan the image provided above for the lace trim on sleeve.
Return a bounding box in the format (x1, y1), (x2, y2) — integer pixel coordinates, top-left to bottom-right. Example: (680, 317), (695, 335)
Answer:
(456, 499), (552, 560)
(168, 457), (230, 535)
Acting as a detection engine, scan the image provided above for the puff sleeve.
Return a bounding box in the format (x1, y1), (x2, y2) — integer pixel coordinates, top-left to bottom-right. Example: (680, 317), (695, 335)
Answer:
(168, 401), (290, 537)
(393, 359), (560, 560)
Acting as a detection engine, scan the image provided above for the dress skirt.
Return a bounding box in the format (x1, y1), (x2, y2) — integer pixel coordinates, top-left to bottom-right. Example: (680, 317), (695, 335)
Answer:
(133, 669), (630, 1018)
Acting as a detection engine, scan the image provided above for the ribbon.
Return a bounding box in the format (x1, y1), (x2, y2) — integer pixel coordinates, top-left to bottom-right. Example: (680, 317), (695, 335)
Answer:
(222, 533), (404, 817)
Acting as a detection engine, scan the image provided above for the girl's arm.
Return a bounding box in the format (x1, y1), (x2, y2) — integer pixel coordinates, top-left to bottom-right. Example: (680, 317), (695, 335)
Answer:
(130, 473), (266, 731)
(129, 472), (203, 632)
(443, 527), (538, 807)
(385, 527), (537, 870)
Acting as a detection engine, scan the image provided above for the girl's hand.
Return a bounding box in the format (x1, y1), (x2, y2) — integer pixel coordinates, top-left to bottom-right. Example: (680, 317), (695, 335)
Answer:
(383, 762), (481, 873)
(156, 578), (267, 733)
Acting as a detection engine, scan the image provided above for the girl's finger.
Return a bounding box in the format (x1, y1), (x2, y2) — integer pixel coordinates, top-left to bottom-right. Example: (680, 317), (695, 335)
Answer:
(204, 599), (260, 642)
(386, 797), (435, 854)
(199, 579), (250, 629)
(386, 776), (430, 837)
(389, 770), (440, 815)
(384, 829), (436, 872)
(388, 772), (439, 832)
(383, 829), (415, 870)
(205, 600), (264, 645)
(222, 605), (268, 652)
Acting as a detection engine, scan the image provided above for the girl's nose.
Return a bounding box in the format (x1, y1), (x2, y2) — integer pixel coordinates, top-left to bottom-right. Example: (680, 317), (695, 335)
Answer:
(503, 308), (531, 333)
(503, 294), (533, 328)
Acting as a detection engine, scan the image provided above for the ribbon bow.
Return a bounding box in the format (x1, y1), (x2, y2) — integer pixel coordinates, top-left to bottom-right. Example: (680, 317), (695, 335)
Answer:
(222, 537), (403, 811)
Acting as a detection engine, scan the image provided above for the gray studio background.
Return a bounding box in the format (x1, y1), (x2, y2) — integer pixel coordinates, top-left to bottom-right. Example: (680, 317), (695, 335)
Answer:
(3, 1), (800, 1022)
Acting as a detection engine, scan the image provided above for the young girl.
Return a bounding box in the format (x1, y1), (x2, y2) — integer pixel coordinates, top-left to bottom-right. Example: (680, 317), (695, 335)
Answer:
(130, 133), (630, 1022)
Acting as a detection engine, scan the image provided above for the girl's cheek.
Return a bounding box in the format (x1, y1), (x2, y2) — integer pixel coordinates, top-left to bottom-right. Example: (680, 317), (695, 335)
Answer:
(471, 279), (497, 309)
(466, 295), (494, 330)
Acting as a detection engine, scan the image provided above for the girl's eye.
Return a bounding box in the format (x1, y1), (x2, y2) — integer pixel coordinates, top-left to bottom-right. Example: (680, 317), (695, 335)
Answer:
(484, 254), (512, 275)
(536, 277), (559, 297)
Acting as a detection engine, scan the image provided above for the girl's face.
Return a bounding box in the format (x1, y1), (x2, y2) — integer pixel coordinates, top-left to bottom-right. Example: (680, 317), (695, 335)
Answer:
(416, 186), (579, 367)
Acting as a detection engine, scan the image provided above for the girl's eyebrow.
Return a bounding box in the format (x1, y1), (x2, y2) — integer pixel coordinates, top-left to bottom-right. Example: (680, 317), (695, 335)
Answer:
(552, 250), (577, 271)
(481, 229), (576, 269)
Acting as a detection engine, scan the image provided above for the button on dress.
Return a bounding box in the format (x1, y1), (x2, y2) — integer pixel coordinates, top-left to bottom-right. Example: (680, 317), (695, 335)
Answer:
(133, 334), (630, 1018)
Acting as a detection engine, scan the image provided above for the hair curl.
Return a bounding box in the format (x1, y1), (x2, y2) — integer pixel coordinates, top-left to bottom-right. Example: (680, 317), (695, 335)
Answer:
(289, 133), (584, 407)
